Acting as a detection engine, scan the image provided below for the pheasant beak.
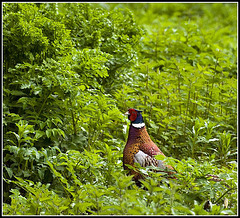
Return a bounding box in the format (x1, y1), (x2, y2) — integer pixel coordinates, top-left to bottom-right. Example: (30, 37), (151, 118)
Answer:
(125, 111), (130, 115)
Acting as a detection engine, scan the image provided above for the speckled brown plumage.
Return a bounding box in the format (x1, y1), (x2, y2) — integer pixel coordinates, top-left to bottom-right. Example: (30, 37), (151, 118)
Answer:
(123, 109), (174, 183)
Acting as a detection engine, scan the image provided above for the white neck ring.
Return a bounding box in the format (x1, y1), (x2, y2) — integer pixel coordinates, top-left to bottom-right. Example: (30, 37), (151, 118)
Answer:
(132, 123), (145, 128)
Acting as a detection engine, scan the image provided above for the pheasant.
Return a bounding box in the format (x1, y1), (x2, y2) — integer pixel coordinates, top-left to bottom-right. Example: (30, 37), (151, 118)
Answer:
(123, 108), (175, 184)
(123, 108), (224, 185)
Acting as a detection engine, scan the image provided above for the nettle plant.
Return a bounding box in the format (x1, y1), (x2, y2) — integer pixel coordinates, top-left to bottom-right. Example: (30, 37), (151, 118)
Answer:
(3, 3), (142, 147)
(3, 2), (237, 215)
(114, 4), (237, 161)
(3, 1), (142, 205)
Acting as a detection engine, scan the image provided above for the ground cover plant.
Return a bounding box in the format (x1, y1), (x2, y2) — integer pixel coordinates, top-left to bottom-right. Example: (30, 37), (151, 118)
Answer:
(3, 2), (237, 215)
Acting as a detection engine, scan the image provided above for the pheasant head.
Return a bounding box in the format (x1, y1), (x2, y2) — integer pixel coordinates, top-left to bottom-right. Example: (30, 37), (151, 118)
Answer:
(125, 108), (145, 128)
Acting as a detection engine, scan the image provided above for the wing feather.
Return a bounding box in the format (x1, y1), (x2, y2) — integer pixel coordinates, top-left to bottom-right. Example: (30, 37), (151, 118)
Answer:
(134, 150), (166, 169)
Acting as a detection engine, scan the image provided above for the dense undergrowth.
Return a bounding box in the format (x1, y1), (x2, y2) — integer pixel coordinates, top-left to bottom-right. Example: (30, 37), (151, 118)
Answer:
(3, 3), (237, 215)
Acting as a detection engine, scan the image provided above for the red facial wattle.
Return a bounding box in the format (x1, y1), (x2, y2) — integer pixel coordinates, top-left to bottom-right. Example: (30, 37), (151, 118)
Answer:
(128, 109), (138, 122)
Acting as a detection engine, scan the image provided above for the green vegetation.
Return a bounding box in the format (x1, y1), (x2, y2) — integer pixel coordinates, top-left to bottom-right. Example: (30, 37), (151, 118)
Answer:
(3, 2), (237, 215)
